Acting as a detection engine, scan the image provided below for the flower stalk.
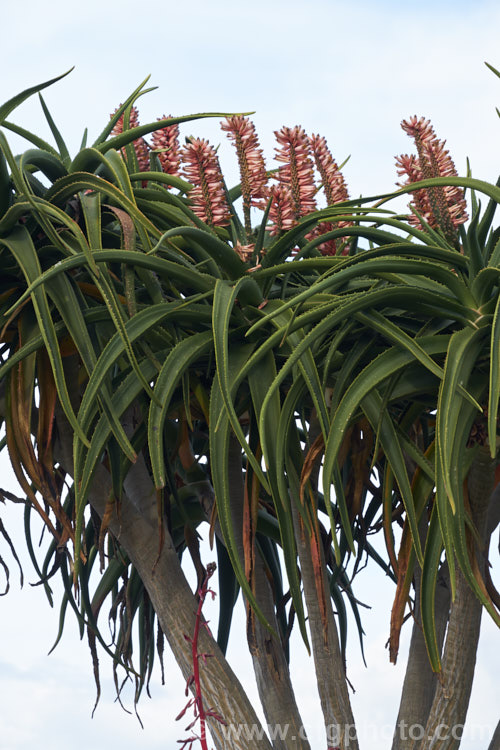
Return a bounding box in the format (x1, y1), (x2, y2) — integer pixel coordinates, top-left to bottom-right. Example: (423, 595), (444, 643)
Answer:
(176, 562), (225, 750)
(151, 115), (181, 182)
(309, 134), (352, 254)
(110, 104), (150, 172)
(268, 183), (296, 236)
(309, 134), (349, 209)
(221, 116), (268, 237)
(181, 139), (231, 228)
(273, 125), (317, 220)
(396, 116), (468, 245)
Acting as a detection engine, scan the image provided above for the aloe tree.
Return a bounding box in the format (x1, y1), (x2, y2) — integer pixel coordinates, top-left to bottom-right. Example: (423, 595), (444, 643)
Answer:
(0, 70), (499, 750)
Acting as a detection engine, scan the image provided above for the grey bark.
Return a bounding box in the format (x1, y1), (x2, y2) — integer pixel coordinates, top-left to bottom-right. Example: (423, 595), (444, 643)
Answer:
(392, 526), (451, 750)
(488, 720), (500, 750)
(419, 449), (496, 750)
(54, 409), (273, 750)
(226, 436), (310, 750)
(291, 501), (358, 750)
(393, 455), (500, 750)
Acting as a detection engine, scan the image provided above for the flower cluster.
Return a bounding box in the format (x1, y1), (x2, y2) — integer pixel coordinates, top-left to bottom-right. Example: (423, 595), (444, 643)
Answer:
(309, 134), (349, 208)
(221, 116), (268, 209)
(233, 241), (256, 262)
(221, 116), (269, 246)
(151, 115), (181, 180)
(181, 138), (231, 227)
(273, 125), (317, 219)
(108, 106), (352, 257)
(396, 116), (468, 242)
(267, 184), (296, 237)
(309, 134), (352, 254)
(110, 105), (150, 172)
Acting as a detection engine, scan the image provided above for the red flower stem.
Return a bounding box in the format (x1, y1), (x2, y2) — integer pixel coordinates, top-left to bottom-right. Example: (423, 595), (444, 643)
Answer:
(192, 565), (215, 750)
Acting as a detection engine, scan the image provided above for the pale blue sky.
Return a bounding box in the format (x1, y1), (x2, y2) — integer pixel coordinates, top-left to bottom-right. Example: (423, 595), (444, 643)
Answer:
(0, 1), (499, 748)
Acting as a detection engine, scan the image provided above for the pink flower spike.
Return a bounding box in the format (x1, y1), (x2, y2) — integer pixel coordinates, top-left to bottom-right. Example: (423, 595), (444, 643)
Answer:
(273, 125), (317, 219)
(268, 184), (296, 236)
(308, 133), (353, 254)
(233, 241), (255, 262)
(181, 138), (231, 227)
(110, 104), (150, 173)
(400, 116), (435, 143)
(221, 116), (269, 231)
(395, 153), (433, 228)
(151, 115), (181, 181)
(309, 133), (350, 208)
(397, 116), (468, 242)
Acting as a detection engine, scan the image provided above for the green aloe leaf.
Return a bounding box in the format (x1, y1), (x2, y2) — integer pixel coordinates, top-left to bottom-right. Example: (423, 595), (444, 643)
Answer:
(0, 225), (89, 446)
(215, 537), (239, 656)
(488, 291), (500, 454)
(44, 272), (136, 463)
(212, 278), (269, 488)
(38, 93), (71, 165)
(209, 356), (275, 634)
(148, 331), (214, 488)
(96, 112), (253, 155)
(248, 351), (310, 649)
(361, 390), (423, 565)
(74, 298), (211, 455)
(5, 251), (215, 316)
(91, 76), (156, 146)
(436, 326), (486, 510)
(0, 151), (11, 218)
(73, 358), (159, 579)
(0, 69), (73, 126)
(321, 340), (453, 564)
(250, 257), (474, 334)
(160, 227), (251, 281)
(43, 173), (160, 237)
(1, 121), (60, 155)
(420, 503), (444, 671)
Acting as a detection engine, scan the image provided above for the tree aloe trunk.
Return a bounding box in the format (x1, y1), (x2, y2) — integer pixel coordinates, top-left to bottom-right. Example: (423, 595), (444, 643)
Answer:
(90, 461), (274, 750)
(54, 406), (273, 750)
(225, 436), (310, 750)
(488, 720), (500, 750)
(291, 501), (358, 750)
(392, 524), (450, 750)
(419, 448), (495, 750)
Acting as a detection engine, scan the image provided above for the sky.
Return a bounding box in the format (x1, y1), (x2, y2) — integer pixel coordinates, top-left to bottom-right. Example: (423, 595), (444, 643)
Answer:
(0, 0), (499, 748)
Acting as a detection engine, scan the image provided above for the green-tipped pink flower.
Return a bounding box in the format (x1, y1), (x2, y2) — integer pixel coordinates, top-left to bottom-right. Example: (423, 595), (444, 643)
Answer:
(273, 125), (317, 219)
(110, 105), (150, 172)
(181, 138), (231, 227)
(221, 116), (268, 233)
(396, 116), (468, 242)
(151, 115), (181, 180)
(233, 241), (255, 262)
(309, 134), (352, 255)
(267, 184), (296, 236)
(309, 134), (349, 208)
(395, 153), (433, 226)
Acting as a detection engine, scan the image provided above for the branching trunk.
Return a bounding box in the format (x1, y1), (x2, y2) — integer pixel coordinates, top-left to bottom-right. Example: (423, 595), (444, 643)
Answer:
(392, 527), (451, 750)
(419, 449), (495, 750)
(291, 501), (358, 750)
(488, 720), (500, 750)
(294, 412), (358, 750)
(54, 408), (273, 750)
(226, 436), (310, 750)
(97, 469), (272, 749)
